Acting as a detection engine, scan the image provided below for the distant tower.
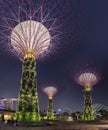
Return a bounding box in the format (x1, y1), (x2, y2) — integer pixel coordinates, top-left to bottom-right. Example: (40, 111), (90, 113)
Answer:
(43, 87), (57, 120)
(78, 73), (98, 121)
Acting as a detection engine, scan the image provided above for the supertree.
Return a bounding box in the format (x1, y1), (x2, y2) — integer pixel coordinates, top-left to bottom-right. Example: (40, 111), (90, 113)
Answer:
(0, 0), (70, 123)
(10, 11), (51, 124)
(43, 86), (57, 120)
(77, 72), (98, 121)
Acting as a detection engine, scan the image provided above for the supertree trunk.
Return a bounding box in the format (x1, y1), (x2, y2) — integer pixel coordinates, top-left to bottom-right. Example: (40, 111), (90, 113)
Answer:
(47, 98), (55, 120)
(82, 89), (94, 121)
(16, 57), (41, 123)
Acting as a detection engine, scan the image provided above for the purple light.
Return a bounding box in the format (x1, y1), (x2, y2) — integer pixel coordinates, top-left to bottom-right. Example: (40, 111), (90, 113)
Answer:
(0, 0), (65, 59)
(11, 20), (51, 58)
(78, 72), (97, 87)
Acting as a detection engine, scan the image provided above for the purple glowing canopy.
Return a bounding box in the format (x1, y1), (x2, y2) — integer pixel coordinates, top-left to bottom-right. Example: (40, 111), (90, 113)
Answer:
(0, 0), (69, 59)
(78, 72), (98, 87)
(43, 86), (57, 98)
(11, 20), (51, 58)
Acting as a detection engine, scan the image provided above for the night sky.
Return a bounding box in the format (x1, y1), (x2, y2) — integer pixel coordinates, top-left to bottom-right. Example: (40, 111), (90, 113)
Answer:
(0, 0), (108, 113)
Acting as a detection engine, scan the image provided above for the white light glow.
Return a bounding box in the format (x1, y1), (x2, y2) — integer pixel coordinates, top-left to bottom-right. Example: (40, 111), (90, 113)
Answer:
(43, 86), (57, 98)
(11, 20), (51, 58)
(79, 72), (97, 87)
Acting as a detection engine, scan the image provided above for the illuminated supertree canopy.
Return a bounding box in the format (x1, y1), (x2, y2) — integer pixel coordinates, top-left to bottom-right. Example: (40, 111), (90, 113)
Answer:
(0, 0), (74, 59)
(79, 72), (97, 88)
(74, 63), (100, 91)
(11, 20), (51, 59)
(43, 86), (57, 99)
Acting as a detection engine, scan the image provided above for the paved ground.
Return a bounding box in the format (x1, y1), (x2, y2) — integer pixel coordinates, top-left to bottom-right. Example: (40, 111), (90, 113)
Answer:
(91, 124), (108, 130)
(0, 121), (108, 130)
